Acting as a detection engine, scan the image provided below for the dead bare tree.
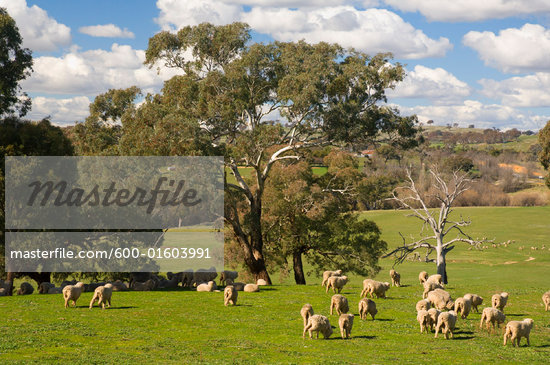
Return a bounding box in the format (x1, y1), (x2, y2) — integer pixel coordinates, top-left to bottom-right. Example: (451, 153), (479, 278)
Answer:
(383, 167), (489, 284)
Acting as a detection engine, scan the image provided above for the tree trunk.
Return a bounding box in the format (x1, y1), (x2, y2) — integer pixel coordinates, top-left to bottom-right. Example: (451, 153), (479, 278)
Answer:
(292, 251), (306, 285)
(435, 244), (448, 285)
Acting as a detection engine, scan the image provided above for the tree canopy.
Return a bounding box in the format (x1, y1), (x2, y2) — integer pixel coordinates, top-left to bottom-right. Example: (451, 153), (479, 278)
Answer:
(539, 120), (550, 188)
(0, 8), (33, 117)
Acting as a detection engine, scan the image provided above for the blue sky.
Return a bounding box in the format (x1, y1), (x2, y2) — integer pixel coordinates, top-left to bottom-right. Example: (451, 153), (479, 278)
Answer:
(4, 0), (550, 130)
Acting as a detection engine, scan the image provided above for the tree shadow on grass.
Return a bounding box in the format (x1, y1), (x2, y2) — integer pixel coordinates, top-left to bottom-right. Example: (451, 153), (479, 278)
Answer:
(326, 335), (377, 340)
(506, 313), (527, 317)
(533, 344), (550, 348)
(81, 306), (138, 310)
(452, 335), (475, 340)
(372, 318), (394, 322)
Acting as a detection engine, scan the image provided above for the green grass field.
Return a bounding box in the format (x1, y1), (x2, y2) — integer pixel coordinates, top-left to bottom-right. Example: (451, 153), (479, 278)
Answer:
(1, 206), (550, 364)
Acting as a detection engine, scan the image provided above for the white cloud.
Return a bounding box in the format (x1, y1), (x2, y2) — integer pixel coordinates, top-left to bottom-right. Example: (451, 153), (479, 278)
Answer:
(479, 73), (550, 107)
(383, 0), (550, 22)
(28, 96), (91, 125)
(464, 24), (550, 73)
(388, 65), (471, 104)
(0, 0), (71, 52)
(154, 1), (451, 59)
(397, 100), (549, 130)
(21, 44), (183, 96)
(79, 24), (135, 38)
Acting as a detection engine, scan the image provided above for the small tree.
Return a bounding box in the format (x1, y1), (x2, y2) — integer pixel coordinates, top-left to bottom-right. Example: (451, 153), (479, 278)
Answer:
(539, 120), (550, 188)
(383, 167), (488, 284)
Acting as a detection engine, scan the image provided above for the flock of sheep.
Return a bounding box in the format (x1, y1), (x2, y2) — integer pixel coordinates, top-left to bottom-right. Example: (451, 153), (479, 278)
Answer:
(2, 267), (549, 348)
(301, 269), (550, 347)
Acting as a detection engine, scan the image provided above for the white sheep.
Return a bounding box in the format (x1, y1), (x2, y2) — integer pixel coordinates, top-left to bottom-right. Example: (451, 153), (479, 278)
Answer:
(480, 307), (506, 332)
(89, 283), (113, 310)
(16, 282), (34, 295)
(463, 293), (483, 312)
(321, 270), (342, 287)
(330, 294), (349, 316)
(110, 280), (128, 291)
(196, 281), (217, 292)
(358, 298), (377, 320)
(427, 289), (454, 310)
(417, 309), (432, 333)
(219, 271), (239, 286)
(224, 285), (238, 306)
(303, 314), (333, 339)
(492, 292), (509, 312)
(366, 281), (390, 299)
(435, 310), (457, 339)
(422, 281), (444, 299)
(416, 299), (431, 312)
(454, 297), (472, 319)
(389, 269), (401, 287)
(257, 279), (268, 286)
(543, 291), (550, 311)
(326, 276), (348, 294)
(244, 284), (260, 292)
(339, 313), (354, 339)
(426, 274), (443, 285)
(360, 279), (376, 298)
(504, 318), (534, 347)
(301, 304), (314, 328)
(62, 282), (85, 308)
(418, 271), (428, 284)
(427, 308), (441, 332)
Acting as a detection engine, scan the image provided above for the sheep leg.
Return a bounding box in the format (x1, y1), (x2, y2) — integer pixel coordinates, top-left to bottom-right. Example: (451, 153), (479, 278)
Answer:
(526, 334), (530, 346)
(89, 293), (98, 309)
(434, 323), (440, 338)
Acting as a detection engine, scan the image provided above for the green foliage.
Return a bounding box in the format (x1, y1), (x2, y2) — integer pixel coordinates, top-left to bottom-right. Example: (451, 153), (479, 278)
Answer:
(0, 8), (33, 117)
(443, 155), (474, 172)
(539, 120), (550, 188)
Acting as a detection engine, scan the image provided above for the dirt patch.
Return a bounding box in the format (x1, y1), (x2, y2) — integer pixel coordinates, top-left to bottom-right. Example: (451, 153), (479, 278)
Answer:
(503, 261), (518, 265)
(525, 257), (536, 261)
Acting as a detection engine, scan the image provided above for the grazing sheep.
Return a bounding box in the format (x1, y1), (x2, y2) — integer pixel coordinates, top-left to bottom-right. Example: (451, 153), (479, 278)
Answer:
(427, 308), (441, 332)
(416, 299), (431, 312)
(366, 281), (390, 299)
(303, 315), (333, 339)
(48, 287), (62, 294)
(62, 282), (85, 308)
(360, 279), (376, 298)
(232, 282), (246, 291)
(480, 307), (506, 332)
(224, 285), (238, 306)
(543, 291), (550, 311)
(426, 274), (443, 285)
(504, 319), (534, 347)
(389, 269), (401, 287)
(89, 283), (113, 310)
(321, 270), (343, 287)
(111, 280), (128, 291)
(301, 304), (314, 328)
(419, 271), (428, 284)
(417, 309), (432, 333)
(257, 279), (268, 286)
(330, 294), (349, 316)
(422, 281), (444, 299)
(435, 310), (457, 339)
(427, 289), (454, 310)
(492, 292), (509, 312)
(358, 298), (377, 320)
(454, 297), (472, 319)
(38, 282), (55, 294)
(244, 284), (260, 292)
(131, 279), (156, 291)
(219, 271), (239, 286)
(339, 313), (354, 339)
(463, 293), (483, 312)
(326, 276), (348, 294)
(16, 282), (34, 295)
(196, 281), (217, 292)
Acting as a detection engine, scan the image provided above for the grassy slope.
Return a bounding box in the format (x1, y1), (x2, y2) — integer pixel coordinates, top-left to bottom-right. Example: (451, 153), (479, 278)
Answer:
(1, 207), (550, 364)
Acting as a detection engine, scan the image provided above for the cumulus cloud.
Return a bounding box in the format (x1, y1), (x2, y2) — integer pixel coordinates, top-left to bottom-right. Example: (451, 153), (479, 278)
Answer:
(0, 0), (71, 52)
(383, 0), (550, 22)
(21, 44), (183, 96)
(79, 24), (135, 38)
(155, 1), (451, 59)
(28, 96), (91, 125)
(479, 73), (550, 107)
(388, 65), (470, 104)
(463, 24), (550, 73)
(397, 100), (549, 130)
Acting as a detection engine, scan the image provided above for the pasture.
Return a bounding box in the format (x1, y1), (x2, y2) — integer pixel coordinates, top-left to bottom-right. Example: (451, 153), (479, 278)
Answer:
(1, 206), (550, 364)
